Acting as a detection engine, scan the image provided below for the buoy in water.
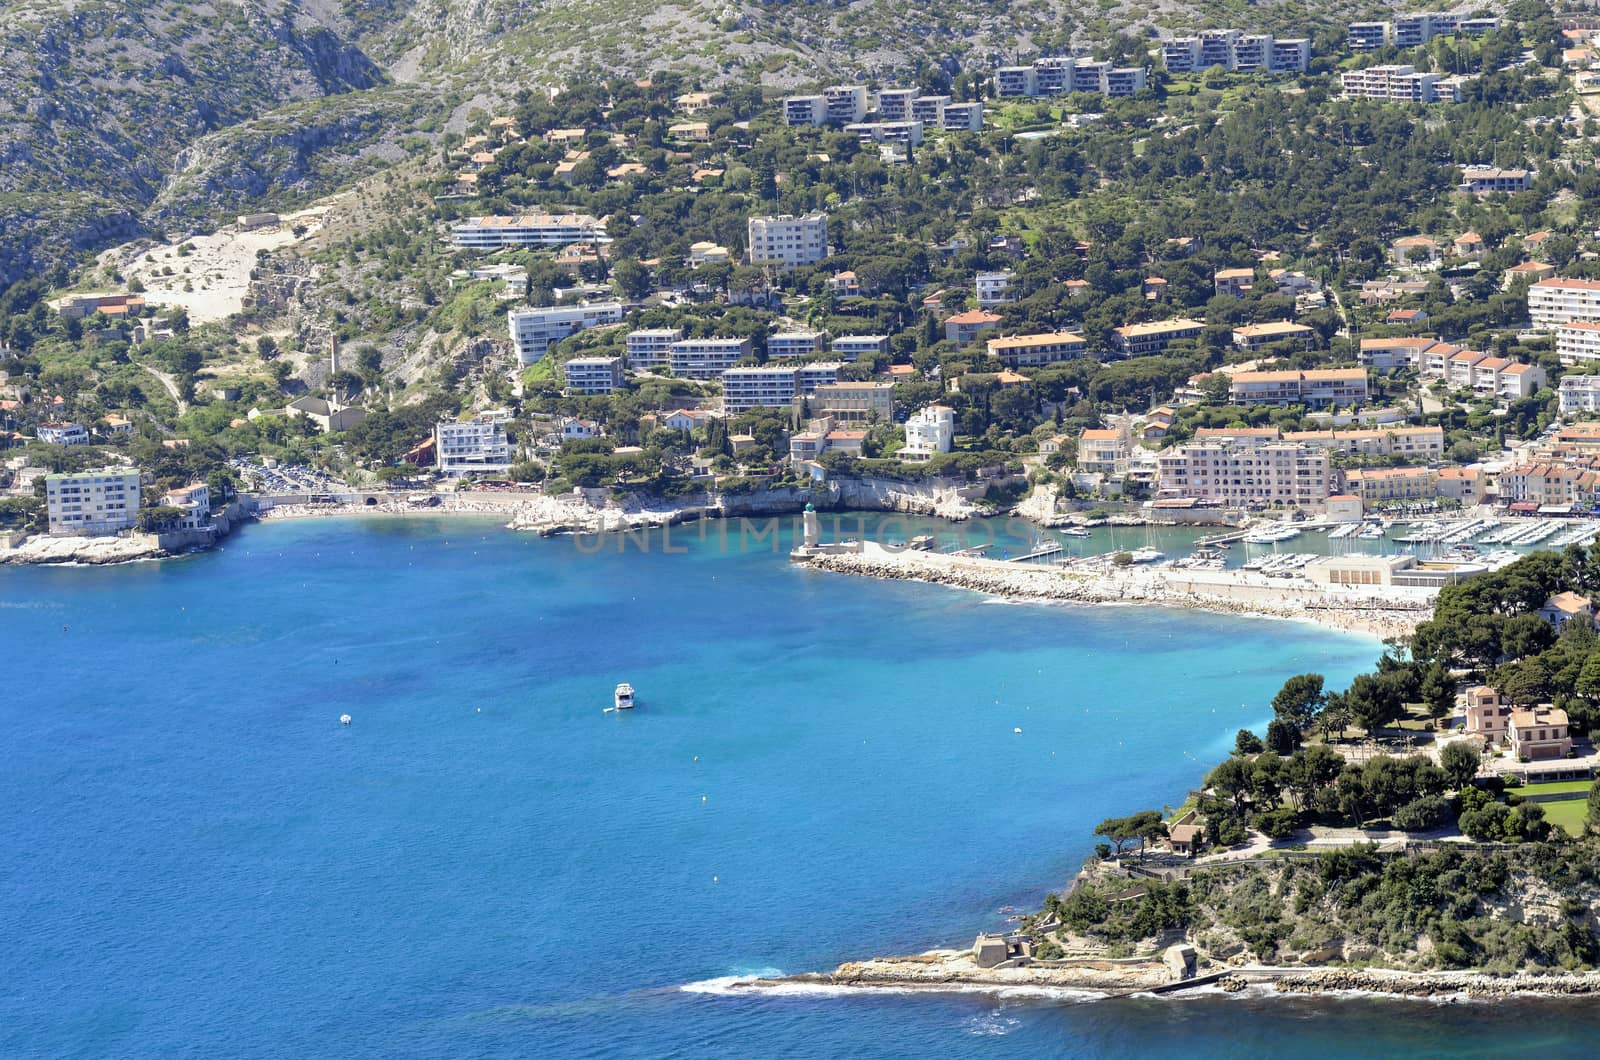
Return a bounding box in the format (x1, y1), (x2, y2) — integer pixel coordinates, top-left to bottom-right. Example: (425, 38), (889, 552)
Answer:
(1013, 727), (1022, 734)
(340, 714), (352, 726)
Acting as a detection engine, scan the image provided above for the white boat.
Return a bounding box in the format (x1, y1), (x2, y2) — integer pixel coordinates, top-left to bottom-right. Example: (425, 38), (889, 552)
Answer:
(613, 683), (635, 711)
(1129, 547), (1164, 564)
(1059, 527), (1091, 538)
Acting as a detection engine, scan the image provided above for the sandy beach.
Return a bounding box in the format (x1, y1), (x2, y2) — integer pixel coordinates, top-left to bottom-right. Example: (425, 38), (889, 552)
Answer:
(795, 541), (1429, 640)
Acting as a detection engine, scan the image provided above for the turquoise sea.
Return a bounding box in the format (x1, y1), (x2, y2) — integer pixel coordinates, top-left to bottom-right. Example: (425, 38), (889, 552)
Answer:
(6, 513), (1600, 1057)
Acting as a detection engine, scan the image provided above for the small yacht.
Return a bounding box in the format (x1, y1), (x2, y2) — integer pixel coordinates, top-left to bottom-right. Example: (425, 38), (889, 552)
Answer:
(1059, 527), (1091, 538)
(613, 683), (635, 711)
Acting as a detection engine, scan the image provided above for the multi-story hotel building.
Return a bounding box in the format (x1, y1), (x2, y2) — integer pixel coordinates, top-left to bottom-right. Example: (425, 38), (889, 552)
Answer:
(721, 363), (842, 412)
(1340, 65), (1441, 102)
(748, 214), (829, 268)
(1560, 375), (1600, 415)
(1282, 425), (1444, 459)
(435, 410), (513, 474)
(451, 214), (607, 249)
(45, 469), (141, 536)
(506, 302), (624, 365)
(875, 88), (914, 120)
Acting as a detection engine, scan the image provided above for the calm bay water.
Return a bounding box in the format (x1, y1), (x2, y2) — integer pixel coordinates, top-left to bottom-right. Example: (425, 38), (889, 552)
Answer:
(4, 514), (1596, 1057)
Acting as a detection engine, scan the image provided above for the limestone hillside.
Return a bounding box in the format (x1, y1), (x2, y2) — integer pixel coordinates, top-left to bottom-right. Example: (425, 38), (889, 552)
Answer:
(0, 0), (1445, 289)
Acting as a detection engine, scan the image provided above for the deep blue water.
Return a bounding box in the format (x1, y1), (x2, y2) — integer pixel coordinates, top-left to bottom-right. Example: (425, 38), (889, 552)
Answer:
(5, 514), (1599, 1057)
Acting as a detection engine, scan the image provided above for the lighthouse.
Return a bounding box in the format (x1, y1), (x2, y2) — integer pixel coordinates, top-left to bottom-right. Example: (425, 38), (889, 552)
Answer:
(802, 502), (820, 550)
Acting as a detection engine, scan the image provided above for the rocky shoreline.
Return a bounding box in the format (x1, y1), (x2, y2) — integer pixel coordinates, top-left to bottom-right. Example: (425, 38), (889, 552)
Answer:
(736, 954), (1600, 1002)
(796, 542), (1426, 640)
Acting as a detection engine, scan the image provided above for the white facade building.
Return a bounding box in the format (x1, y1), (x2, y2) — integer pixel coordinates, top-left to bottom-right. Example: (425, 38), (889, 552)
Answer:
(783, 95), (827, 126)
(1560, 375), (1600, 415)
(902, 405), (955, 461)
(723, 366), (802, 412)
(668, 337), (752, 379)
(941, 102), (984, 132)
(563, 356), (625, 394)
(507, 302), (625, 365)
(829, 335), (890, 361)
(825, 85), (869, 124)
(875, 88), (915, 120)
(451, 214), (607, 249)
(1535, 280), (1600, 329)
(769, 331), (827, 359)
(436, 410), (513, 474)
(37, 422), (89, 445)
(45, 469), (141, 535)
(748, 214), (829, 268)
(974, 270), (1014, 308)
(1157, 442), (1330, 508)
(625, 328), (683, 371)
(158, 483), (211, 530)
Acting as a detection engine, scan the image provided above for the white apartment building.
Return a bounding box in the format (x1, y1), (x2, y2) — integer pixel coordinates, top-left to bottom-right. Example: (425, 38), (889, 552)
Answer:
(825, 85), (869, 124)
(1282, 425), (1444, 459)
(941, 102), (984, 132)
(829, 335), (890, 361)
(1560, 375), (1600, 415)
(995, 66), (1040, 98)
(769, 331), (827, 359)
(902, 405), (955, 461)
(46, 469), (141, 535)
(723, 366), (803, 412)
(1078, 428), (1131, 475)
(748, 214), (829, 268)
(669, 337), (753, 379)
(796, 362), (843, 393)
(1358, 336), (1438, 370)
(563, 356), (625, 395)
(722, 363), (842, 412)
(451, 214), (608, 249)
(986, 331), (1087, 368)
(975, 270), (1015, 308)
(37, 421), (89, 445)
(1348, 22), (1391, 50)
(1534, 280), (1600, 329)
(1156, 442), (1330, 508)
(802, 382), (895, 423)
(1111, 318), (1205, 356)
(436, 410), (513, 474)
(625, 328), (683, 371)
(990, 57), (1145, 98)
(1560, 322), (1600, 366)
(783, 95), (827, 126)
(876, 88), (915, 120)
(1229, 369), (1369, 408)
(507, 302), (625, 365)
(843, 120), (924, 146)
(1270, 39), (1312, 72)
(1231, 321), (1316, 352)
(1340, 65), (1441, 102)
(910, 96), (951, 124)
(1165, 29), (1309, 73)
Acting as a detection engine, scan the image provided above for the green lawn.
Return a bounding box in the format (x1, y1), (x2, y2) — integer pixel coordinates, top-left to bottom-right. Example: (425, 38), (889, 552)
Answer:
(1516, 780), (1594, 797)
(1540, 798), (1590, 835)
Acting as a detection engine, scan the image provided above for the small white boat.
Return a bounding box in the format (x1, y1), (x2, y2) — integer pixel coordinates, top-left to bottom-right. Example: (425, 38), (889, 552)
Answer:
(1059, 527), (1091, 538)
(613, 683), (635, 711)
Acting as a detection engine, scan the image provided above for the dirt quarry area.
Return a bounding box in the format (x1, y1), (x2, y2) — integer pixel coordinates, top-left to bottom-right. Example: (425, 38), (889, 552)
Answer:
(100, 201), (342, 325)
